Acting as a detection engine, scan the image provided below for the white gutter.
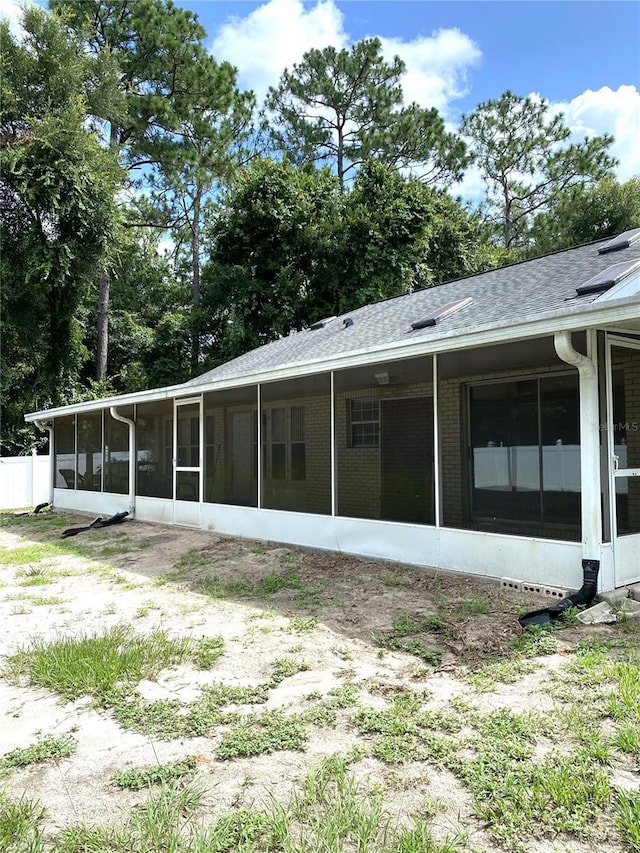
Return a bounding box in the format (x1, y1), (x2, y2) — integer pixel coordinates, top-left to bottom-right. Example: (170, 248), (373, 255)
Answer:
(554, 330), (601, 559)
(109, 407), (136, 516)
(24, 291), (640, 423)
(33, 419), (54, 507)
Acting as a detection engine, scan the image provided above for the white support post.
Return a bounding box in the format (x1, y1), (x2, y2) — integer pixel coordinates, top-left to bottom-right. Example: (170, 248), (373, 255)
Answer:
(554, 330), (602, 560)
(257, 384), (262, 509)
(110, 407), (136, 516)
(432, 354), (441, 528)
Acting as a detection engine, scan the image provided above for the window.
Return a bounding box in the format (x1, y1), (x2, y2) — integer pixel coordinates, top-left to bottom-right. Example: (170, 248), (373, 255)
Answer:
(469, 375), (580, 527)
(291, 406), (306, 481)
(271, 408), (286, 480)
(350, 399), (380, 447)
(263, 406), (306, 481)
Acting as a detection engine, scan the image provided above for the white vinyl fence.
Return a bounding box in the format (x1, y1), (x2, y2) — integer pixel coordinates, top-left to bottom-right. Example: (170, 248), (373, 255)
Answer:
(0, 453), (50, 510)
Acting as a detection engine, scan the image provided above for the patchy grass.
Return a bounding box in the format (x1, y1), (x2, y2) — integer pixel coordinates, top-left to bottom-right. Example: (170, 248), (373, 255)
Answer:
(217, 710), (309, 758)
(3, 515), (640, 852)
(194, 634), (225, 669)
(1, 735), (76, 772)
(0, 757), (466, 853)
(0, 791), (46, 851)
(111, 756), (198, 790)
(3, 626), (194, 700)
(373, 612), (444, 665)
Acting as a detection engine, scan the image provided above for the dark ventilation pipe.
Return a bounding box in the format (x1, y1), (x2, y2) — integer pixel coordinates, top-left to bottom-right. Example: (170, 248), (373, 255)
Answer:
(518, 559), (600, 628)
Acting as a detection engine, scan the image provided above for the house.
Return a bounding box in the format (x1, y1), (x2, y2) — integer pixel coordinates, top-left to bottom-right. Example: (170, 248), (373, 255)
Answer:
(25, 230), (640, 594)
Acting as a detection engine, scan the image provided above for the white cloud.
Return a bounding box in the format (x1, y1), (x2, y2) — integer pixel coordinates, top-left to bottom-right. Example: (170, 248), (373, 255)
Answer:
(210, 0), (481, 121)
(211, 0), (349, 102)
(379, 28), (481, 116)
(554, 85), (640, 182)
(0, 0), (27, 39)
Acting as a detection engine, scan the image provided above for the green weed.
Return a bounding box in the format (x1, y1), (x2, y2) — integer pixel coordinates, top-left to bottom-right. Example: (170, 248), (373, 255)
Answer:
(615, 789), (640, 851)
(1, 735), (76, 771)
(467, 658), (540, 691)
(217, 711), (308, 758)
(460, 597), (489, 615)
(112, 756), (198, 790)
(0, 791), (45, 852)
(287, 616), (317, 632)
(269, 657), (309, 686)
(194, 634), (224, 669)
(373, 613), (444, 665)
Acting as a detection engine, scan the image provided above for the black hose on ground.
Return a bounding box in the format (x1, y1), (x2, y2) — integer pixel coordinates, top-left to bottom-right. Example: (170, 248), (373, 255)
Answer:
(60, 511), (129, 539)
(518, 559), (600, 628)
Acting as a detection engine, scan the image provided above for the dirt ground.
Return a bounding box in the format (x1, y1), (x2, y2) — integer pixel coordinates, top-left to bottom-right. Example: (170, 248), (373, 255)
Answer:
(0, 512), (633, 852)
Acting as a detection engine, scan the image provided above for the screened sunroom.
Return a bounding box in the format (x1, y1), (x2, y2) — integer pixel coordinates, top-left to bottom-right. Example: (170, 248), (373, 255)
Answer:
(26, 231), (640, 593)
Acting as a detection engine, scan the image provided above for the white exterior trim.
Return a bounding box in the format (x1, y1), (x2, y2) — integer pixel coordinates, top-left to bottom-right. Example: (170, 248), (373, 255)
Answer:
(49, 492), (585, 589)
(24, 294), (640, 422)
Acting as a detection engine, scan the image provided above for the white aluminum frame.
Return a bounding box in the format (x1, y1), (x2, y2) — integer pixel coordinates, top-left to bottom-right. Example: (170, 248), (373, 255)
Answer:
(605, 333), (640, 587)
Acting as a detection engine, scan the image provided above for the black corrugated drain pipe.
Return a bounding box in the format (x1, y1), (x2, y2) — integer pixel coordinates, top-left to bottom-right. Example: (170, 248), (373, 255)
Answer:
(518, 559), (600, 629)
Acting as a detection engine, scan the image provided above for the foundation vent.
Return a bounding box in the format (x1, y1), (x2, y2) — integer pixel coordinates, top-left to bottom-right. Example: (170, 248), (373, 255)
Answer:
(521, 582), (569, 599)
(501, 578), (569, 599)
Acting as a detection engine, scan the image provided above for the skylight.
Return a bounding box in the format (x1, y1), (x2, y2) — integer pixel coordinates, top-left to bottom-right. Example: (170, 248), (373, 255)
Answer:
(597, 228), (640, 254)
(308, 315), (336, 330)
(575, 259), (640, 296)
(410, 297), (472, 331)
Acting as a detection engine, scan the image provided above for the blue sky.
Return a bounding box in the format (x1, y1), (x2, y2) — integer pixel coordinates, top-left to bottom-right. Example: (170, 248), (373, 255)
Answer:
(190, 0), (640, 112)
(180, 0), (640, 195)
(3, 0), (639, 193)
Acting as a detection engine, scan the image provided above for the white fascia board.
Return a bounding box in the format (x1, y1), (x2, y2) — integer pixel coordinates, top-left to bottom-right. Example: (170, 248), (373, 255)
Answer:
(25, 291), (640, 422)
(24, 380), (195, 422)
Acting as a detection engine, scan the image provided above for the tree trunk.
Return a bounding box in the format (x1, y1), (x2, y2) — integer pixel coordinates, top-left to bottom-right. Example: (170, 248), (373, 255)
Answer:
(96, 269), (110, 380)
(190, 188), (202, 377)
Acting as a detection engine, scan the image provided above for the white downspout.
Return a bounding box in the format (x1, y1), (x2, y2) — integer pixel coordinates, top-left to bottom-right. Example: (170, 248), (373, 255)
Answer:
(554, 330), (601, 563)
(110, 407), (136, 516)
(33, 419), (54, 507)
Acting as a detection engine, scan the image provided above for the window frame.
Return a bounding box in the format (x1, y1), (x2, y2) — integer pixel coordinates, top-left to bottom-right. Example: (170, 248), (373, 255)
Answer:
(262, 404), (306, 482)
(466, 371), (581, 530)
(349, 399), (381, 448)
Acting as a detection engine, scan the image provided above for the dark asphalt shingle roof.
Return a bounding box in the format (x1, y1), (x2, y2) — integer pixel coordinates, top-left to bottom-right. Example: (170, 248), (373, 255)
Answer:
(187, 236), (640, 387)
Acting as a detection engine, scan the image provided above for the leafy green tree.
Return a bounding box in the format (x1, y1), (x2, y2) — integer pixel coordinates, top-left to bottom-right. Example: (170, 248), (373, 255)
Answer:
(529, 175), (640, 255)
(105, 223), (193, 390)
(202, 159), (343, 363)
(51, 0), (253, 380)
(0, 8), (122, 454)
(266, 38), (467, 192)
(203, 159), (495, 365)
(147, 86), (255, 376)
(462, 90), (617, 249)
(339, 161), (496, 311)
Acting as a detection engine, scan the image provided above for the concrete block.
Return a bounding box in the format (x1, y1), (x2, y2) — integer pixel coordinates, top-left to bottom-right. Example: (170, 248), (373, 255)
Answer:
(618, 599), (640, 621)
(577, 601), (617, 625)
(628, 583), (640, 602)
(596, 588), (630, 605)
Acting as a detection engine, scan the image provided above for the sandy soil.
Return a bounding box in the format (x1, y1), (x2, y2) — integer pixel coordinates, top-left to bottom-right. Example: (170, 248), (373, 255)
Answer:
(0, 513), (631, 852)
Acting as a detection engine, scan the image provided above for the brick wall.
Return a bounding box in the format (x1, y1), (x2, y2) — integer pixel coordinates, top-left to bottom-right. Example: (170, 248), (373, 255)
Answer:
(336, 380), (433, 519)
